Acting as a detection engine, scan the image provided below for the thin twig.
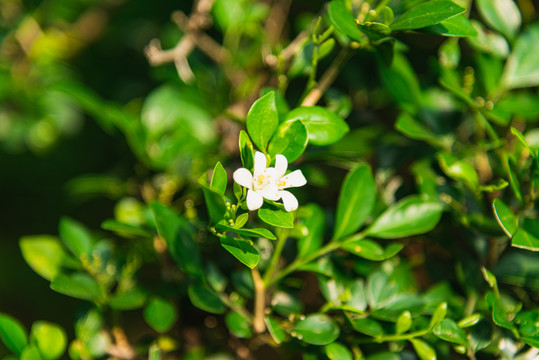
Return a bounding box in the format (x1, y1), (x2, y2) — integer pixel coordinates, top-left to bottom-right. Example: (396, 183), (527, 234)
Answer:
(251, 268), (266, 333)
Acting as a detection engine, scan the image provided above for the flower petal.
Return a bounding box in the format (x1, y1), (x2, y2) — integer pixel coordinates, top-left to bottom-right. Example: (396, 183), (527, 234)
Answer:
(254, 151), (267, 176)
(280, 170), (307, 188)
(279, 190), (299, 212)
(246, 189), (264, 211)
(257, 183), (280, 201)
(274, 154), (288, 178)
(233, 168), (253, 188)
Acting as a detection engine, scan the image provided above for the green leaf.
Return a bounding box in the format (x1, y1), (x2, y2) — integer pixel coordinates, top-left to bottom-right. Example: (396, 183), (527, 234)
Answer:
(225, 312), (252, 338)
(59, 217), (93, 259)
(334, 164), (376, 239)
(421, 14), (477, 37)
(328, 0), (363, 42)
(148, 344), (160, 360)
(284, 106), (349, 146)
(458, 314), (482, 328)
(143, 297), (178, 333)
(367, 271), (397, 310)
(205, 262), (227, 292)
(325, 342), (353, 360)
(187, 284), (225, 314)
(410, 339), (436, 360)
(485, 292), (516, 331)
(395, 112), (443, 147)
(108, 288), (147, 310)
(20, 345), (41, 360)
(511, 218), (539, 251)
(291, 314), (339, 345)
(216, 223), (276, 240)
(502, 24), (539, 89)
(210, 162), (227, 195)
(50, 273), (102, 301)
(265, 316), (286, 344)
(366, 352), (400, 360)
(31, 322), (67, 360)
(19, 236), (68, 281)
(258, 208), (294, 228)
(378, 53), (421, 106)
(521, 336), (539, 348)
(492, 199), (517, 237)
(437, 152), (479, 191)
(151, 202), (203, 278)
(342, 239), (403, 261)
(348, 315), (384, 337)
(0, 313), (27, 355)
(267, 120), (308, 162)
(390, 0), (465, 31)
(476, 0), (521, 40)
(511, 127), (536, 158)
(220, 236), (260, 269)
(297, 204), (325, 258)
(395, 311), (412, 334)
(467, 20), (509, 58)
(101, 220), (152, 238)
(246, 91), (279, 151)
(201, 182), (227, 225)
(239, 130), (254, 170)
(432, 319), (467, 346)
(366, 196), (443, 239)
(429, 302), (448, 328)
(233, 213), (249, 229)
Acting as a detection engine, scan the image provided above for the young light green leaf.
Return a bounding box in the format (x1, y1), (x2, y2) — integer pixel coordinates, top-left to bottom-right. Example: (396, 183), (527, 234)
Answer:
(50, 273), (102, 302)
(187, 284), (225, 314)
(429, 302), (448, 328)
(210, 162), (227, 195)
(342, 239), (403, 261)
(220, 236), (260, 269)
(152, 202), (203, 278)
(246, 91), (279, 151)
(101, 220), (152, 238)
(421, 14), (477, 37)
(59, 217), (93, 259)
(511, 127), (536, 158)
(143, 297), (178, 333)
(265, 316), (286, 344)
(432, 319), (467, 346)
(390, 0), (465, 31)
(225, 312), (252, 338)
(328, 0), (363, 42)
(366, 196), (443, 239)
(20, 345), (41, 360)
(267, 120), (308, 162)
(20, 236), (69, 281)
(467, 20), (509, 58)
(31, 322), (67, 360)
(325, 342), (353, 360)
(395, 311), (412, 334)
(285, 106), (349, 146)
(233, 213), (249, 229)
(239, 130), (254, 170)
(458, 314), (482, 328)
(511, 218), (539, 251)
(502, 24), (539, 89)
(0, 313), (27, 355)
(492, 199), (517, 237)
(410, 339), (437, 360)
(258, 208), (294, 228)
(291, 314), (340, 345)
(476, 0), (521, 40)
(334, 164), (376, 239)
(437, 152), (479, 191)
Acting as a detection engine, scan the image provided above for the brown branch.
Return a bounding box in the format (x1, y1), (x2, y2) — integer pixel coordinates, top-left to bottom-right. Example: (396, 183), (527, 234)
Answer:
(251, 268), (266, 334)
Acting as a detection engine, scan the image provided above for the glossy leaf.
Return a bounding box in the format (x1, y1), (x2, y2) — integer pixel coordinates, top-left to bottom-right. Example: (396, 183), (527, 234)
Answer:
(328, 0), (363, 42)
(210, 162), (227, 195)
(476, 0), (521, 40)
(485, 292), (516, 331)
(265, 316), (286, 344)
(0, 313), (27, 355)
(429, 302), (448, 328)
(225, 311), (252, 338)
(421, 14), (477, 37)
(216, 222), (276, 240)
(187, 284), (225, 314)
(267, 120), (308, 162)
(325, 342), (353, 360)
(291, 314), (340, 345)
(297, 203), (324, 258)
(201, 184), (227, 225)
(437, 152), (479, 190)
(395, 311), (412, 334)
(502, 24), (539, 89)
(239, 130), (254, 170)
(144, 297), (178, 333)
(50, 273), (102, 302)
(20, 345), (41, 360)
(348, 315), (384, 337)
(19, 236), (68, 281)
(432, 319), (467, 346)
(233, 213), (249, 229)
(31, 322), (67, 360)
(220, 236), (260, 269)
(458, 314), (482, 328)
(59, 217), (93, 259)
(378, 53), (421, 106)
(246, 91), (279, 151)
(410, 339), (436, 360)
(492, 199), (518, 237)
(258, 208), (294, 228)
(511, 218), (539, 251)
(334, 164), (376, 239)
(390, 0), (465, 31)
(285, 106), (349, 146)
(342, 239), (403, 261)
(366, 196), (443, 239)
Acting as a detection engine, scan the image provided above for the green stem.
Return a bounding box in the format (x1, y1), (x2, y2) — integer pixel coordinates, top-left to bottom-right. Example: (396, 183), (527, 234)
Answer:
(263, 232), (288, 285)
(372, 0), (391, 19)
(218, 292), (252, 321)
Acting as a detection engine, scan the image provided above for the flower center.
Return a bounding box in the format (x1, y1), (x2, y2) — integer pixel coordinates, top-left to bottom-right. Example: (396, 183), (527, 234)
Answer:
(253, 174), (269, 190)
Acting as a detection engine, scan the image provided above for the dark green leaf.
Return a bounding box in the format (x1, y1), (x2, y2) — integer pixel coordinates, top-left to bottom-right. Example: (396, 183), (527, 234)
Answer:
(220, 236), (260, 269)
(297, 203), (324, 258)
(410, 339), (436, 360)
(325, 342), (353, 360)
(348, 314), (384, 337)
(334, 164), (376, 239)
(378, 53), (421, 106)
(258, 208), (294, 228)
(265, 316), (286, 344)
(210, 162), (227, 195)
(328, 0), (363, 42)
(143, 297), (178, 333)
(152, 202), (203, 278)
(285, 106), (349, 146)
(216, 223), (276, 240)
(19, 236), (69, 281)
(271, 291), (303, 317)
(421, 14), (477, 37)
(30, 322), (67, 360)
(485, 292), (516, 331)
(225, 312), (252, 338)
(187, 284), (225, 314)
(291, 314), (339, 345)
(342, 239), (403, 261)
(201, 184), (227, 225)
(432, 319), (467, 346)
(59, 217), (93, 259)
(267, 120), (308, 162)
(246, 92), (279, 151)
(366, 352), (400, 360)
(366, 196), (443, 239)
(390, 0), (465, 31)
(50, 273), (102, 302)
(206, 262), (227, 292)
(108, 288), (147, 310)
(395, 112), (443, 147)
(0, 313), (27, 355)
(492, 199), (517, 237)
(476, 0), (521, 40)
(101, 220), (152, 238)
(239, 130), (254, 170)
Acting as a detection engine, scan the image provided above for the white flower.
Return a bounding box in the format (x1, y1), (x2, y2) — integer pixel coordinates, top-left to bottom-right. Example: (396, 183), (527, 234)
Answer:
(233, 151), (307, 212)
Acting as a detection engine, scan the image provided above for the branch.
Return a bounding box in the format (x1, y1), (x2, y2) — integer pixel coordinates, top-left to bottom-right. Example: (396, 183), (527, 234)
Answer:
(251, 268), (266, 333)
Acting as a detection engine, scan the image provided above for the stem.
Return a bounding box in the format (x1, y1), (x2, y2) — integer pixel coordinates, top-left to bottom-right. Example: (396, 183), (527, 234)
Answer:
(251, 268), (266, 333)
(218, 292), (252, 321)
(263, 233), (288, 285)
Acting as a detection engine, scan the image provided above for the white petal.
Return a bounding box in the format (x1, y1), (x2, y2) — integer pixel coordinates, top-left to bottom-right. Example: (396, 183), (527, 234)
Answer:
(246, 189), (264, 211)
(257, 183), (280, 201)
(280, 170), (307, 188)
(274, 154), (288, 178)
(253, 151), (267, 176)
(233, 168), (253, 188)
(279, 190), (299, 212)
